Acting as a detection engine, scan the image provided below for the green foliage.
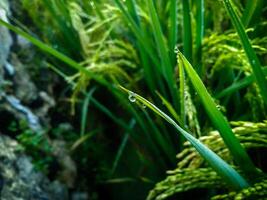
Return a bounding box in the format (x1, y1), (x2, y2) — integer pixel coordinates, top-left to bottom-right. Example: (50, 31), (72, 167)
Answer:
(1, 0), (267, 199)
(222, 0), (267, 105)
(148, 121), (267, 200)
(17, 130), (53, 173)
(8, 120), (53, 173)
(178, 51), (258, 176)
(120, 86), (249, 190)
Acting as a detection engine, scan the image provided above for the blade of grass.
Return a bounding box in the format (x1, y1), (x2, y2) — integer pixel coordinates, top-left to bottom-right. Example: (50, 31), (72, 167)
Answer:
(169, 0), (178, 63)
(177, 51), (259, 177)
(155, 91), (181, 125)
(71, 129), (100, 151)
(215, 66), (267, 98)
(222, 0), (267, 105)
(112, 0), (157, 65)
(142, 109), (176, 163)
(111, 119), (136, 175)
(182, 0), (192, 63)
(42, 0), (81, 58)
(125, 0), (140, 25)
(81, 87), (97, 136)
(120, 100), (169, 168)
(124, 0), (157, 92)
(241, 0), (263, 27)
(113, 0), (167, 97)
(178, 57), (186, 128)
(241, 0), (256, 27)
(195, 0), (204, 75)
(146, 0), (179, 109)
(119, 86), (249, 190)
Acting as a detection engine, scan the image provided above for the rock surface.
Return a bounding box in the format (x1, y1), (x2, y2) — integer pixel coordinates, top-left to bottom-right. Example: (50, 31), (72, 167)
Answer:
(0, 2), (68, 198)
(0, 134), (68, 200)
(0, 0), (55, 132)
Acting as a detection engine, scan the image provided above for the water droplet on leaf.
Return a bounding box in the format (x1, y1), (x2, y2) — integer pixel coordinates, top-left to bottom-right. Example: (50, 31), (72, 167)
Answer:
(128, 92), (136, 103)
(174, 46), (179, 53)
(216, 105), (221, 110)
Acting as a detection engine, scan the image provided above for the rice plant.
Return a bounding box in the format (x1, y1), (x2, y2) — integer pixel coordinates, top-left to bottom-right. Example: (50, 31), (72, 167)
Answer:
(1, 0), (267, 199)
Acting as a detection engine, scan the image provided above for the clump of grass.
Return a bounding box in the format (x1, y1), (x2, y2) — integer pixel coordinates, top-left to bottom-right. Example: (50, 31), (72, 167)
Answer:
(147, 121), (267, 200)
(222, 0), (267, 105)
(1, 0), (267, 199)
(119, 85), (249, 190)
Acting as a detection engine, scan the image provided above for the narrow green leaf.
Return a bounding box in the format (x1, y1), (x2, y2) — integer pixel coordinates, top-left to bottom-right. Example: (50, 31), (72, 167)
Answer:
(241, 0), (262, 27)
(178, 58), (186, 128)
(178, 51), (258, 177)
(124, 0), (157, 92)
(146, 0), (179, 109)
(156, 91), (181, 124)
(119, 86), (249, 190)
(113, 0), (167, 97)
(195, 0), (204, 75)
(42, 0), (81, 57)
(169, 0), (178, 63)
(71, 130), (99, 151)
(142, 109), (176, 163)
(215, 67), (267, 98)
(222, 0), (267, 105)
(125, 0), (140, 25)
(111, 119), (136, 175)
(112, 0), (157, 65)
(81, 88), (97, 136)
(182, 0), (192, 63)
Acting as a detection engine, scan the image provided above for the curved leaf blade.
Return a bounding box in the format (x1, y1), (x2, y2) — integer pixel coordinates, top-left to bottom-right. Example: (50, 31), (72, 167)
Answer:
(119, 86), (249, 190)
(177, 51), (258, 177)
(222, 0), (267, 105)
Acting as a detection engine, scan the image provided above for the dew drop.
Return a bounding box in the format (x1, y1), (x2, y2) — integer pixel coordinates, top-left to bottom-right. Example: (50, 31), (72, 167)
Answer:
(251, 60), (256, 65)
(174, 45), (179, 53)
(90, 1), (95, 8)
(216, 105), (221, 110)
(128, 92), (136, 103)
(142, 104), (146, 109)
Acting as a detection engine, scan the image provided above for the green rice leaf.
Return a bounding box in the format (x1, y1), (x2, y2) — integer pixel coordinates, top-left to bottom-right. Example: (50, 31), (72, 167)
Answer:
(169, 0), (178, 63)
(222, 0), (267, 105)
(80, 88), (97, 136)
(177, 51), (259, 177)
(155, 91), (181, 125)
(241, 0), (263, 27)
(182, 0), (192, 63)
(119, 86), (249, 190)
(146, 0), (178, 108)
(215, 67), (267, 98)
(178, 57), (186, 128)
(195, 0), (204, 75)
